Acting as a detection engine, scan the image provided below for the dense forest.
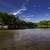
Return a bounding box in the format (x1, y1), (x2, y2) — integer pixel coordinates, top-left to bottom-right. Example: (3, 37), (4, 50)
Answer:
(0, 12), (50, 29)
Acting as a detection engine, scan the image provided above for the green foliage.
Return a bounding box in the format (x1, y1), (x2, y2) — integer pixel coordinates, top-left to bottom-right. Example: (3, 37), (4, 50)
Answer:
(0, 12), (50, 29)
(0, 12), (37, 29)
(0, 12), (17, 25)
(38, 20), (50, 28)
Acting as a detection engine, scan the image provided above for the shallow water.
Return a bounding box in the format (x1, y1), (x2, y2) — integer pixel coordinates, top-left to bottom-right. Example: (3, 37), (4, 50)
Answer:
(0, 29), (50, 50)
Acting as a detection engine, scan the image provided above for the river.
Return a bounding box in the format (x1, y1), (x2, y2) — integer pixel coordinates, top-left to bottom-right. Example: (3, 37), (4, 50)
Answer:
(0, 29), (50, 50)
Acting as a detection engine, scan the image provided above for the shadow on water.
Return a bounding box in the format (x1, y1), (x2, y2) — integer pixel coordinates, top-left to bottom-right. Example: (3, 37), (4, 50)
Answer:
(0, 29), (50, 50)
(0, 30), (16, 50)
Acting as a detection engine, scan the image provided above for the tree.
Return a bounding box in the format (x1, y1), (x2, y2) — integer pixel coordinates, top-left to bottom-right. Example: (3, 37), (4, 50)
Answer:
(0, 12), (38, 29)
(0, 12), (17, 25)
(38, 20), (48, 28)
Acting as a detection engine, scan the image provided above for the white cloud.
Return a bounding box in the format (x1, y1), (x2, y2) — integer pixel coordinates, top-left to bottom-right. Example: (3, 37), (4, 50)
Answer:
(9, 6), (27, 15)
(12, 9), (26, 15)
(26, 15), (35, 18)
(23, 15), (35, 22)
(48, 7), (50, 9)
(20, 14), (36, 22)
(23, 17), (39, 23)
(22, 14), (50, 23)
(24, 18), (32, 21)
(45, 14), (49, 17)
(23, 18), (33, 22)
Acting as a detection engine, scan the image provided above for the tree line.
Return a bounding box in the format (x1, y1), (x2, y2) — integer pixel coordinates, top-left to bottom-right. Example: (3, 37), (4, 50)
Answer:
(0, 12), (37, 29)
(0, 12), (50, 29)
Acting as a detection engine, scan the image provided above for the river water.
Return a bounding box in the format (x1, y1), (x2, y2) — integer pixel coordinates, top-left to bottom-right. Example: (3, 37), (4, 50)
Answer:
(0, 29), (50, 50)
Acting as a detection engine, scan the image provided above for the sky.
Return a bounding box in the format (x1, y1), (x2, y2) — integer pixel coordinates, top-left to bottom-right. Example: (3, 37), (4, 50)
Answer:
(0, 0), (50, 22)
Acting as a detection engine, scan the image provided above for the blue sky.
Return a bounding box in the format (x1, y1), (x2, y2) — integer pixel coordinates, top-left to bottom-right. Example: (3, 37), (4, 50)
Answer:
(0, 0), (50, 22)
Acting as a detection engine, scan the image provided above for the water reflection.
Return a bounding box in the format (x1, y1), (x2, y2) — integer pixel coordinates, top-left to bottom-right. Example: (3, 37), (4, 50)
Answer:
(0, 30), (16, 50)
(0, 29), (50, 50)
